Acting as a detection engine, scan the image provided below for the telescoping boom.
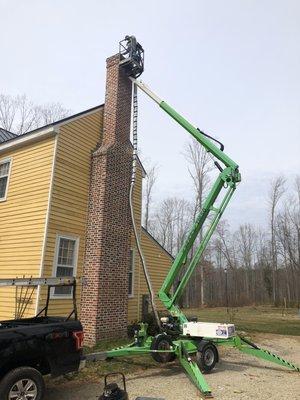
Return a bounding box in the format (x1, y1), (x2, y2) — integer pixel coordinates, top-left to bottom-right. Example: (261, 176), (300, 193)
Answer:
(130, 78), (241, 324)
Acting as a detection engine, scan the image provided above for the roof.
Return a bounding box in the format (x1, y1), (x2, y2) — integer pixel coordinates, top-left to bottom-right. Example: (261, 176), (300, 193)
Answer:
(0, 103), (147, 177)
(0, 128), (17, 143)
(142, 227), (174, 260)
(0, 104), (104, 146)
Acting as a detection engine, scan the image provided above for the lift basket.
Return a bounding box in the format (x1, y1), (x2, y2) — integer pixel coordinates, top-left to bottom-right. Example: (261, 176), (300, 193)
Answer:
(119, 35), (144, 78)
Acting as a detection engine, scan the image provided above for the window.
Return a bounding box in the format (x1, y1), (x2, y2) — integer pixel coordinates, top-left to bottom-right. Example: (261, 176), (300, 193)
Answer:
(128, 249), (134, 297)
(53, 235), (79, 297)
(0, 159), (11, 201)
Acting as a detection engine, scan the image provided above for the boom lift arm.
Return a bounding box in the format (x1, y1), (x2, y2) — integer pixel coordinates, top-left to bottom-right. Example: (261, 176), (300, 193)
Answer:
(102, 38), (299, 398)
(130, 79), (241, 324)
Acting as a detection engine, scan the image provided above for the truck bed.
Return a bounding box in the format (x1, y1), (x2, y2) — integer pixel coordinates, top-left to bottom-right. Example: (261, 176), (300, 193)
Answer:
(0, 315), (83, 379)
(0, 316), (68, 329)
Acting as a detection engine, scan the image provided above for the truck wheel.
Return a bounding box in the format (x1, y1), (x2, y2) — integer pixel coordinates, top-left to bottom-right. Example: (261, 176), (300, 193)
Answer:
(0, 367), (45, 400)
(150, 334), (176, 363)
(196, 343), (218, 372)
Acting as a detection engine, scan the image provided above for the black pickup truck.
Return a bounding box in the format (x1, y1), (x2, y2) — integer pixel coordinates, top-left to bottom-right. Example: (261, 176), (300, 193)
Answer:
(0, 278), (84, 400)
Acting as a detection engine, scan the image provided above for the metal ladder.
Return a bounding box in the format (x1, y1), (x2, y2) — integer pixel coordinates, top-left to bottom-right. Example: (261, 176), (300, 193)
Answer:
(0, 277), (79, 320)
(0, 276), (77, 287)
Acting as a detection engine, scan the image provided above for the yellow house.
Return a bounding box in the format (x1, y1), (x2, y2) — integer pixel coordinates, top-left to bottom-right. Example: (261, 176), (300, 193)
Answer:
(0, 106), (173, 324)
(0, 52), (174, 344)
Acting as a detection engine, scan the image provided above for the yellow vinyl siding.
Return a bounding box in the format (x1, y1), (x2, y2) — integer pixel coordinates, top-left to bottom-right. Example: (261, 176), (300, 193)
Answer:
(39, 109), (103, 316)
(0, 137), (55, 319)
(128, 228), (173, 323)
(128, 168), (173, 323)
(0, 106), (172, 325)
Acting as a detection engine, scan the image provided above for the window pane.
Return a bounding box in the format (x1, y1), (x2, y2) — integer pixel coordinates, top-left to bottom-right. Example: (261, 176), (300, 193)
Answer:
(0, 177), (8, 198)
(0, 162), (9, 177)
(66, 246), (74, 265)
(54, 237), (76, 296)
(128, 250), (134, 295)
(58, 238), (75, 266)
(128, 272), (133, 295)
(57, 266), (73, 277)
(129, 250), (133, 272)
(55, 286), (72, 296)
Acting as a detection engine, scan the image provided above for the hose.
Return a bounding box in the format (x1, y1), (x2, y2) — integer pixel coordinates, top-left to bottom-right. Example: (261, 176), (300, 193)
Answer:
(129, 83), (161, 330)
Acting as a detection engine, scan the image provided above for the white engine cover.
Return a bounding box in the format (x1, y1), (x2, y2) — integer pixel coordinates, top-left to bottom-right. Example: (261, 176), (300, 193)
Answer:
(182, 321), (235, 339)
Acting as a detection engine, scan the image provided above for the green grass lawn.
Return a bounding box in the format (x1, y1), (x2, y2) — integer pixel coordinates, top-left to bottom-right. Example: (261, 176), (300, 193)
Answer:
(184, 305), (300, 336)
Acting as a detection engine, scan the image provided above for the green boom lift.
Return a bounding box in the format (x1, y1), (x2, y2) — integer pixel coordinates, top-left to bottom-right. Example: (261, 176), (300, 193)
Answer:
(101, 37), (300, 398)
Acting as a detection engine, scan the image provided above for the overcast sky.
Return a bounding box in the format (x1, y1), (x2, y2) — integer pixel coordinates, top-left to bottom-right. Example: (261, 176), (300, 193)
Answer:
(1, 0), (299, 229)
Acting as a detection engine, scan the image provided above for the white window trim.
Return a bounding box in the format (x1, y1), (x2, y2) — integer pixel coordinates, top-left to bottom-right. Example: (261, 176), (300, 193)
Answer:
(128, 248), (135, 298)
(51, 234), (79, 299)
(0, 157), (12, 202)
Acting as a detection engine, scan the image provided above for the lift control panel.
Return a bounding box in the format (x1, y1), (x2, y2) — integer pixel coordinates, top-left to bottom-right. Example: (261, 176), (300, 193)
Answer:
(183, 322), (235, 339)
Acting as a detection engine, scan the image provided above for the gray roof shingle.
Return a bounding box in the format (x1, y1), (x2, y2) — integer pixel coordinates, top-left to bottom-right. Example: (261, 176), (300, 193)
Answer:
(0, 128), (17, 143)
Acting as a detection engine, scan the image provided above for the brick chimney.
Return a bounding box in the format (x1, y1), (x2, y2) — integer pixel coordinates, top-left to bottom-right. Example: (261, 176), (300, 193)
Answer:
(81, 54), (133, 346)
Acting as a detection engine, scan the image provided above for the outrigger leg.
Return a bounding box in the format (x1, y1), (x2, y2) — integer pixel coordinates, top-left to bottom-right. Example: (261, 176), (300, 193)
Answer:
(234, 336), (300, 371)
(177, 341), (212, 398)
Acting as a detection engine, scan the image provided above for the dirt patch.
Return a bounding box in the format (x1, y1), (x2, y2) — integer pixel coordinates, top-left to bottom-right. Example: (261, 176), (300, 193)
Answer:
(46, 333), (300, 400)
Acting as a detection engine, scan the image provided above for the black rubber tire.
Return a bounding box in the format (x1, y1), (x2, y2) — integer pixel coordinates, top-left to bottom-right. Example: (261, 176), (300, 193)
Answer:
(196, 343), (218, 373)
(150, 334), (176, 363)
(0, 367), (45, 400)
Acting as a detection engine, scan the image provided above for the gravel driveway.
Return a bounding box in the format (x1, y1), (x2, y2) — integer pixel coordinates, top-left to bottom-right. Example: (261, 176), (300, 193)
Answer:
(45, 333), (300, 400)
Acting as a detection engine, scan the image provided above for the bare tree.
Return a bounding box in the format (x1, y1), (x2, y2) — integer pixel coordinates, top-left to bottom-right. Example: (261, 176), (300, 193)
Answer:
(276, 208), (292, 304)
(293, 177), (300, 304)
(184, 138), (213, 306)
(151, 198), (176, 253)
(150, 197), (192, 256)
(267, 176), (286, 305)
(143, 165), (157, 230)
(150, 196), (194, 308)
(150, 176), (300, 308)
(0, 94), (19, 132)
(184, 139), (213, 217)
(174, 198), (193, 254)
(295, 175), (300, 201)
(0, 93), (71, 134)
(237, 223), (257, 302)
(255, 228), (272, 302)
(275, 179), (300, 306)
(214, 221), (240, 305)
(294, 176), (300, 272)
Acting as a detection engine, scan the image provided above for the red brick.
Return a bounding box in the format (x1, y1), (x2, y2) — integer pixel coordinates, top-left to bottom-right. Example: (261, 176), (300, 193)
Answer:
(81, 54), (132, 346)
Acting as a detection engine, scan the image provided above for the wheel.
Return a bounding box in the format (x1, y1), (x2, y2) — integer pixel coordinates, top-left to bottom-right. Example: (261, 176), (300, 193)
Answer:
(150, 334), (176, 363)
(0, 367), (45, 400)
(196, 343), (218, 372)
